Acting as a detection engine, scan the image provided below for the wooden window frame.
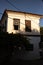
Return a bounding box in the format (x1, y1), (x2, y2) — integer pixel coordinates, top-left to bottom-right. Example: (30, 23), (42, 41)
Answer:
(25, 20), (31, 32)
(13, 19), (20, 30)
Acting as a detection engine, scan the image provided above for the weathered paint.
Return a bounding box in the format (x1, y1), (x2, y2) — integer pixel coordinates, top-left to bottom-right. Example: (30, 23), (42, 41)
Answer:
(6, 12), (40, 35)
(1, 10), (41, 60)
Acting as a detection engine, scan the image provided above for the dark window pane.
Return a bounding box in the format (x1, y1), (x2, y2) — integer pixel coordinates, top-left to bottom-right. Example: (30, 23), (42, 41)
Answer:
(40, 51), (43, 59)
(25, 20), (31, 32)
(25, 26), (31, 32)
(14, 25), (18, 30)
(26, 44), (33, 51)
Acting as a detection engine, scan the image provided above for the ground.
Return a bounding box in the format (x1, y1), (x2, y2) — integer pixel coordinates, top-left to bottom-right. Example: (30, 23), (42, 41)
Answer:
(0, 51), (43, 65)
(1, 59), (43, 65)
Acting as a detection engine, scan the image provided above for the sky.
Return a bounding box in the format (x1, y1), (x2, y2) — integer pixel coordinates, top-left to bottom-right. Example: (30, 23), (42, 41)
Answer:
(0, 0), (43, 26)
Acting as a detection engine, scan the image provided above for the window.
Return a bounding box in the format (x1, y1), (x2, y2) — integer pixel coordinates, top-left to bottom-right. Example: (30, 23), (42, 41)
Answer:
(40, 51), (43, 59)
(26, 44), (33, 51)
(14, 25), (18, 30)
(13, 19), (20, 30)
(25, 20), (31, 32)
(28, 44), (33, 51)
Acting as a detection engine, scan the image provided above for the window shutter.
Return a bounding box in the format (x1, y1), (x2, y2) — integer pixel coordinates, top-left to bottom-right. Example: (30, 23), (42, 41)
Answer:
(25, 20), (31, 32)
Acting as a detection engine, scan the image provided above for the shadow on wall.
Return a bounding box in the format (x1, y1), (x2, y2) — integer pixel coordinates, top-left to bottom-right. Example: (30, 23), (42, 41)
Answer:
(0, 28), (40, 63)
(31, 29), (40, 35)
(0, 32), (32, 63)
(16, 29), (40, 35)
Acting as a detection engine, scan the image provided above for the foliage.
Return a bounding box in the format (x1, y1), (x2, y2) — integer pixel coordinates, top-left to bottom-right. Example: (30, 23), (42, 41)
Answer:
(40, 27), (43, 35)
(0, 32), (30, 51)
(40, 27), (43, 42)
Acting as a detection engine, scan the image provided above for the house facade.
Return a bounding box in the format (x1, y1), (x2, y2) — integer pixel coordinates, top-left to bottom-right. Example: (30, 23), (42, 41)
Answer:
(1, 10), (43, 60)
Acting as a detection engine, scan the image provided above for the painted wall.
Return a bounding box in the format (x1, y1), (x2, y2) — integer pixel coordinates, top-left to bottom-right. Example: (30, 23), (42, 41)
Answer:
(25, 36), (40, 60)
(11, 36), (40, 60)
(1, 11), (41, 60)
(6, 12), (40, 35)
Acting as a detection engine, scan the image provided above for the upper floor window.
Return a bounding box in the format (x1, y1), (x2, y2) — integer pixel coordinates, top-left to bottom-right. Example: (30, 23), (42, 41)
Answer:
(13, 19), (20, 30)
(25, 20), (31, 32)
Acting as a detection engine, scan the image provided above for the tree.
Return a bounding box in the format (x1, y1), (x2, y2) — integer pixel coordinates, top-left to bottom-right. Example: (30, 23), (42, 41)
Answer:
(8, 33), (30, 51)
(0, 32), (32, 62)
(40, 27), (43, 35)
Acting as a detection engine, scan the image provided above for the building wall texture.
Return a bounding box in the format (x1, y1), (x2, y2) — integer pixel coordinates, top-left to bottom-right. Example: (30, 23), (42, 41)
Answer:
(1, 11), (41, 60)
(6, 12), (40, 35)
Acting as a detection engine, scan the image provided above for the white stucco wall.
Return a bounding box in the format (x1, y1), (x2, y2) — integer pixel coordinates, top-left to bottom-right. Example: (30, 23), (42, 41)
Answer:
(25, 36), (40, 60)
(6, 12), (40, 35)
(1, 11), (41, 60)
(11, 36), (40, 60)
(6, 12), (40, 60)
